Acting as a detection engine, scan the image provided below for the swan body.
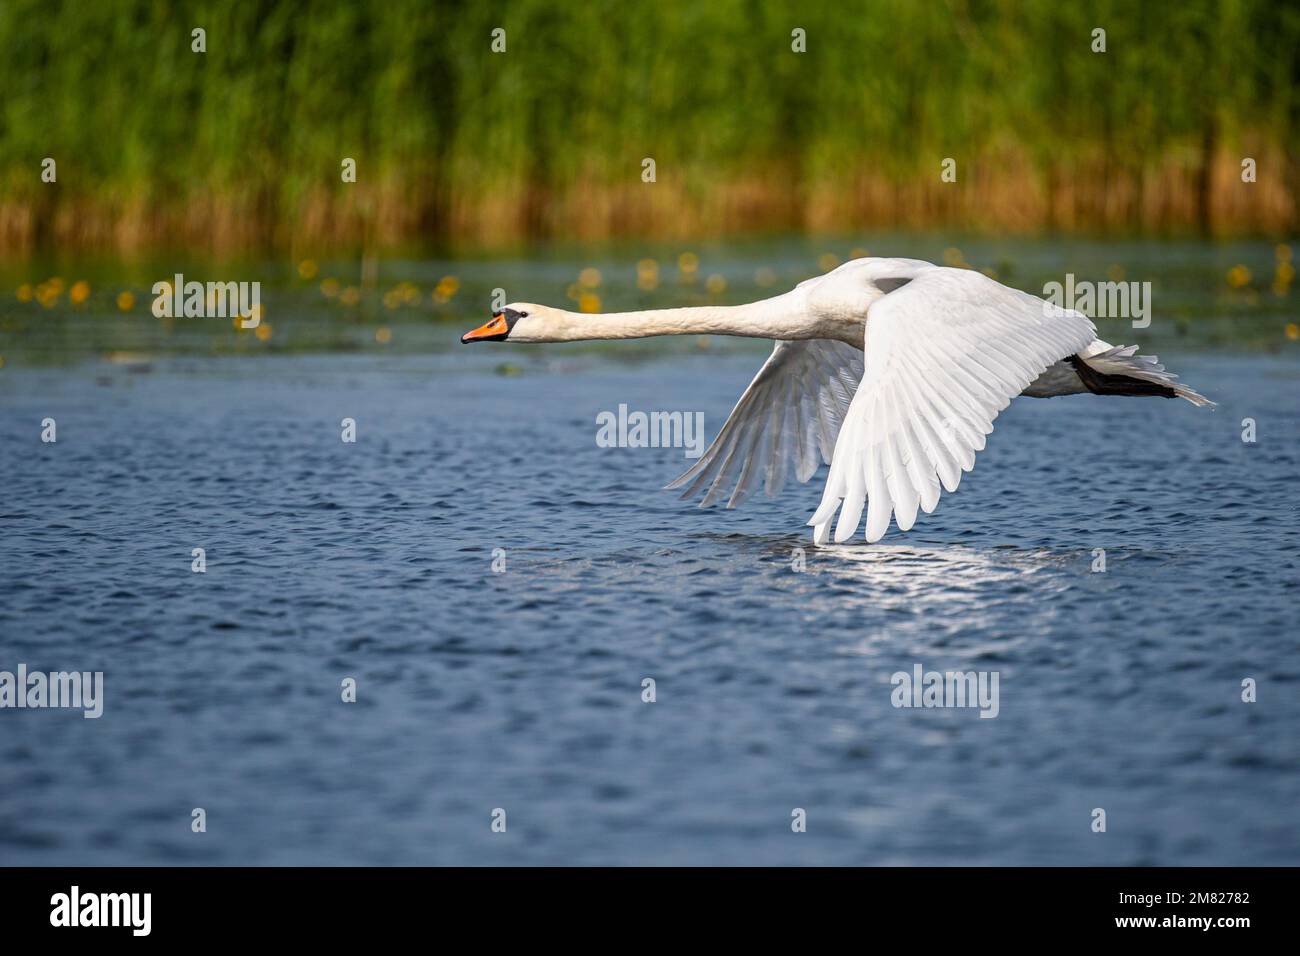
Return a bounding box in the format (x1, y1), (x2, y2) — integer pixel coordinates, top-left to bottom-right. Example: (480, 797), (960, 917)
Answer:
(462, 257), (1212, 543)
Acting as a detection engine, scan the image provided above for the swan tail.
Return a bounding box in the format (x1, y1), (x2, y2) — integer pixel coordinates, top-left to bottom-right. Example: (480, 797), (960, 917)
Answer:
(1070, 347), (1215, 407)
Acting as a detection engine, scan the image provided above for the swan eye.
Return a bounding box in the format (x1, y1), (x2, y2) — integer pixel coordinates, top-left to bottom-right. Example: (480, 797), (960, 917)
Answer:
(518, 311), (528, 318)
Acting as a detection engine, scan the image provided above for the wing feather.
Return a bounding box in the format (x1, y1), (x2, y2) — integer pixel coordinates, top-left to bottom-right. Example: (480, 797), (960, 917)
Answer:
(667, 339), (865, 507)
(811, 267), (1097, 542)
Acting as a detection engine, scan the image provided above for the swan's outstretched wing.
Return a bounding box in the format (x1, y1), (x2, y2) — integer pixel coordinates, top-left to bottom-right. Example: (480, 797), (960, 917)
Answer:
(667, 339), (864, 508)
(809, 268), (1096, 544)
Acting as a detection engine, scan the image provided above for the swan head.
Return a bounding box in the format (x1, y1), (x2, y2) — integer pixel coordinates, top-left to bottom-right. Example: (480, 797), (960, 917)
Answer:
(460, 303), (558, 343)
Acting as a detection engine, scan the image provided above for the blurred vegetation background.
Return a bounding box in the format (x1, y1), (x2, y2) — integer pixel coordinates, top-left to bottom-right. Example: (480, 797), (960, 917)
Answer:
(0, 0), (1297, 254)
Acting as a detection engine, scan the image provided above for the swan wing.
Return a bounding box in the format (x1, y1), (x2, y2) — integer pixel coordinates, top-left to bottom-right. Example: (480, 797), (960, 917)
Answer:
(667, 339), (864, 508)
(809, 267), (1097, 543)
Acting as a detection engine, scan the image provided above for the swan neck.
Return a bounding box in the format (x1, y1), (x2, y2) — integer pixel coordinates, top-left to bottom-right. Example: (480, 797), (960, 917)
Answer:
(540, 292), (803, 342)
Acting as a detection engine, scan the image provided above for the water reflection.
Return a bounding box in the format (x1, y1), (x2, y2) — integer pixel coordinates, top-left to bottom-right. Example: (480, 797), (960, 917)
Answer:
(803, 541), (1075, 649)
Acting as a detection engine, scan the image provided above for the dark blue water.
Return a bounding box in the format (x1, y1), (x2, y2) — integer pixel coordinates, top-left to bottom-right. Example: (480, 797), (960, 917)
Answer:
(1, 348), (1297, 864)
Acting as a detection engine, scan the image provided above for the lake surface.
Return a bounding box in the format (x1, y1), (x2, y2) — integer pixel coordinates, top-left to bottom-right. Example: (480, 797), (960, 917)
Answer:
(1, 238), (1298, 865)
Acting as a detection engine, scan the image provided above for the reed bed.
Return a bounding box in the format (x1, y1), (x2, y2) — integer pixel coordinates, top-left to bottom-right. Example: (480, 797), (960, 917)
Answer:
(0, 0), (1295, 253)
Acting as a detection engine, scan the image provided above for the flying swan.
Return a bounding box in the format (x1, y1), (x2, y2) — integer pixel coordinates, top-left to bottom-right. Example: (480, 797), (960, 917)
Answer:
(461, 257), (1212, 543)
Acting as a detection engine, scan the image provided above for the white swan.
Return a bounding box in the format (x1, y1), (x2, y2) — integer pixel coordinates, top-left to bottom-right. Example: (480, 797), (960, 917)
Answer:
(462, 257), (1212, 543)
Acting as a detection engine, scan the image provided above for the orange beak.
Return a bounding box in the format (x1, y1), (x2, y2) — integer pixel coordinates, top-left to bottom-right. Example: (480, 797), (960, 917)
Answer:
(461, 314), (509, 343)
